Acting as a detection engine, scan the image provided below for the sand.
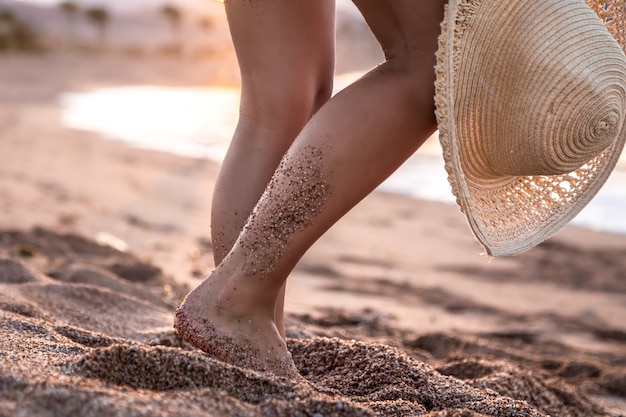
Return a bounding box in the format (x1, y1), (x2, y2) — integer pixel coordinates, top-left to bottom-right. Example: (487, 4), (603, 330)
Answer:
(0, 52), (625, 416)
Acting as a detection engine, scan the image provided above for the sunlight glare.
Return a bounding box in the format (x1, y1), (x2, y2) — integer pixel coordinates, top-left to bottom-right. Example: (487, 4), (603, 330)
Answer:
(60, 86), (240, 161)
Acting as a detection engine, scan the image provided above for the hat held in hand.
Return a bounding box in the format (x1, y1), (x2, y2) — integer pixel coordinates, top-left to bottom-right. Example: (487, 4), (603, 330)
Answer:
(435, 0), (626, 256)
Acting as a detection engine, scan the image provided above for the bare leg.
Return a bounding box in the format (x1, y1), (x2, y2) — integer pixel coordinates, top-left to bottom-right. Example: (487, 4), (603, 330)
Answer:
(176, 0), (447, 378)
(211, 0), (335, 338)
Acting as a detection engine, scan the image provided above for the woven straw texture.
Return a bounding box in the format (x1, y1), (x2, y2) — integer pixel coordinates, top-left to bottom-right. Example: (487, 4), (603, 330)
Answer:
(435, 0), (626, 256)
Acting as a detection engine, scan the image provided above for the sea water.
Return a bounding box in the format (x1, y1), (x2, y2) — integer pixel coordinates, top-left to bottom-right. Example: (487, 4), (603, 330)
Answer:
(59, 82), (626, 236)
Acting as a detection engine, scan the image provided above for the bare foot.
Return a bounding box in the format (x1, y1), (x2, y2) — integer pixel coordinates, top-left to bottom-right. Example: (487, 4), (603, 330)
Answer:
(173, 278), (300, 379)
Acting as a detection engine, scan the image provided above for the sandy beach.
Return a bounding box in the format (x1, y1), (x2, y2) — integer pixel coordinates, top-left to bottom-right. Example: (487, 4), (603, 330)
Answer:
(1, 52), (625, 416)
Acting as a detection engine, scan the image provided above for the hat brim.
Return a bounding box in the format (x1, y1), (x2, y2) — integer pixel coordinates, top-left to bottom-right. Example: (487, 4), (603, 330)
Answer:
(435, 0), (626, 256)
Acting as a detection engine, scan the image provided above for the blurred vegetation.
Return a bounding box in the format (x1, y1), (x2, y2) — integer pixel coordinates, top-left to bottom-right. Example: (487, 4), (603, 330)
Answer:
(84, 6), (109, 50)
(0, 9), (43, 52)
(59, 1), (78, 47)
(0, 2), (218, 58)
(161, 3), (183, 55)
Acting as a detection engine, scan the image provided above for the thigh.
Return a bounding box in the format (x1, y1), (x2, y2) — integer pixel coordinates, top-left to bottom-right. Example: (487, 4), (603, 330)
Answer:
(225, 0), (336, 120)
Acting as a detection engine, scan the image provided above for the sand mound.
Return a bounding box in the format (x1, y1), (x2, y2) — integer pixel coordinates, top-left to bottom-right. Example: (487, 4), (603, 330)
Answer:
(66, 338), (544, 417)
(290, 337), (542, 416)
(11, 282), (172, 341)
(437, 358), (601, 416)
(72, 344), (298, 396)
(59, 263), (174, 309)
(0, 227), (163, 283)
(0, 258), (46, 284)
(0, 228), (623, 416)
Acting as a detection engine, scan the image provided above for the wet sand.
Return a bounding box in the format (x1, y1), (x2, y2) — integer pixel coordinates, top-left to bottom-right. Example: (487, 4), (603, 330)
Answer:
(0, 54), (625, 416)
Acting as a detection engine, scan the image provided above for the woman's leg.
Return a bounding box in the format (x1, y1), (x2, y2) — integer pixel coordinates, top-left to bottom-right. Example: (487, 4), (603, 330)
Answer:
(176, 0), (448, 378)
(211, 0), (335, 337)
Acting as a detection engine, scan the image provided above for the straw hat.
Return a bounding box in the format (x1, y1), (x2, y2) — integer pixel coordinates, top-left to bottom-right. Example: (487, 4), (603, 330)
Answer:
(435, 0), (626, 256)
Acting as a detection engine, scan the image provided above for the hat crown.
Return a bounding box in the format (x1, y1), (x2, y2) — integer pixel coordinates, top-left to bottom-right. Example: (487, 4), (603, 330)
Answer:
(457, 0), (626, 180)
(435, 0), (626, 256)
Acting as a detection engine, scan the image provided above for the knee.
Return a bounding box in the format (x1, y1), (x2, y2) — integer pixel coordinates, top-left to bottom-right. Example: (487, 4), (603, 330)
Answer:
(375, 55), (438, 129)
(239, 69), (334, 134)
(385, 53), (437, 100)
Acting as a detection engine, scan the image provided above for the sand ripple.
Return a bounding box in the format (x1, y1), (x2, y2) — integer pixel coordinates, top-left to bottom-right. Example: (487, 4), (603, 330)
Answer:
(0, 228), (623, 416)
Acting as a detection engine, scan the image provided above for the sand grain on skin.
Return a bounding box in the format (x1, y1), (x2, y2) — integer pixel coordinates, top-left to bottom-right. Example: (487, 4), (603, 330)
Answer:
(239, 145), (331, 278)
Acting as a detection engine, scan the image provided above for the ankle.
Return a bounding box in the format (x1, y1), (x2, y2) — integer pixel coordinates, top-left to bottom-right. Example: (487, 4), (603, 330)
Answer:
(215, 281), (275, 319)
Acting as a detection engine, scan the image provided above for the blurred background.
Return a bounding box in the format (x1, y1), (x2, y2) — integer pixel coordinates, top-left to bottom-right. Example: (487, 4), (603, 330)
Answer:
(2, 0), (625, 235)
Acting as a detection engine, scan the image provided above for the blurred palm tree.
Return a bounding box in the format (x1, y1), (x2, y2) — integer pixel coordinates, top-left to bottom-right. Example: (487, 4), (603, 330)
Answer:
(59, 1), (79, 48)
(0, 9), (16, 50)
(0, 9), (41, 52)
(85, 6), (109, 51)
(193, 15), (215, 58)
(161, 4), (183, 52)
